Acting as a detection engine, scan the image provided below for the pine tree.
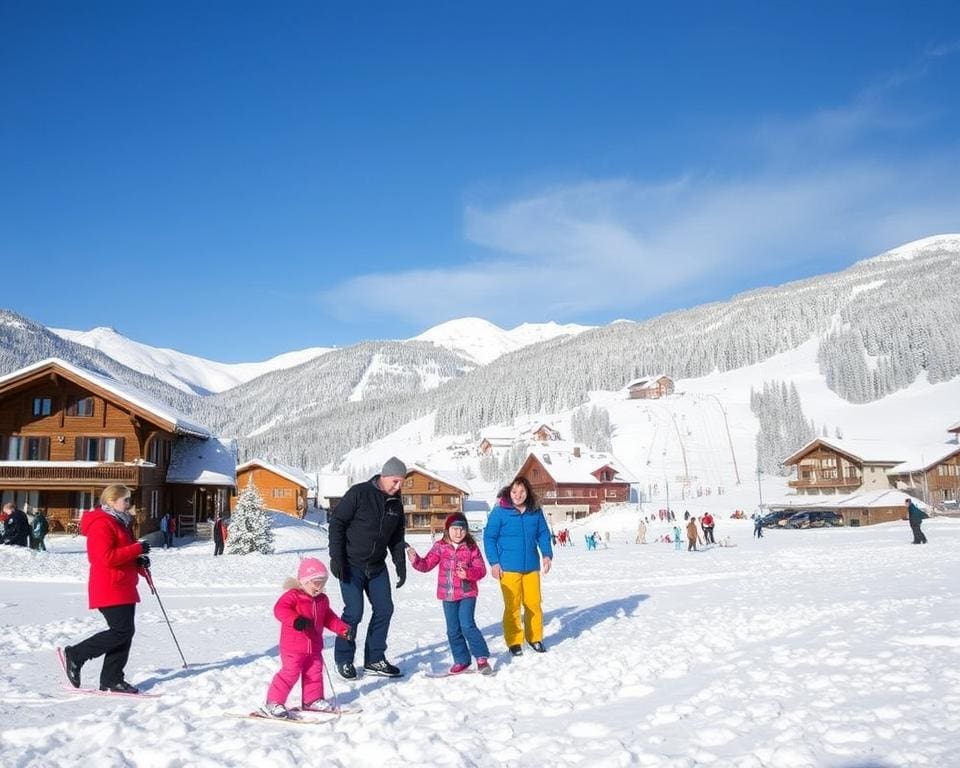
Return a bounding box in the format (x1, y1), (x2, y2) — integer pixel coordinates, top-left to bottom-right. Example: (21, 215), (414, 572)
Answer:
(227, 478), (275, 555)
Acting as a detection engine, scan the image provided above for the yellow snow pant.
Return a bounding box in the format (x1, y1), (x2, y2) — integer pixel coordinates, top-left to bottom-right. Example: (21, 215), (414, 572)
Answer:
(499, 570), (543, 646)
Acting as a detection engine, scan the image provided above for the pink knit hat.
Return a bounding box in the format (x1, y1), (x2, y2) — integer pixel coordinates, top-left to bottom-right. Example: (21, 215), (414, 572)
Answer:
(298, 558), (328, 583)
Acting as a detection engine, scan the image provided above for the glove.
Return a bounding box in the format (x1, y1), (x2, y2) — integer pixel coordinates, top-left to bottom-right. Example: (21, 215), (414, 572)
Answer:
(394, 559), (406, 589)
(136, 555), (151, 569)
(330, 558), (349, 581)
(139, 540), (151, 554)
(293, 617), (311, 632)
(342, 625), (356, 642)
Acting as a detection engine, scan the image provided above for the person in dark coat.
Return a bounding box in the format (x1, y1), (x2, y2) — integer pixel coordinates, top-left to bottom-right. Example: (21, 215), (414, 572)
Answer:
(212, 514), (227, 556)
(1, 503), (30, 547)
(60, 484), (150, 694)
(905, 498), (928, 544)
(328, 457), (408, 680)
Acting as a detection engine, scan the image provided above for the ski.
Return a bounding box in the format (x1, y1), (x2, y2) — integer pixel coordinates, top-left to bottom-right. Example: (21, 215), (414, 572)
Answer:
(62, 685), (161, 699)
(228, 711), (335, 725)
(289, 704), (362, 716)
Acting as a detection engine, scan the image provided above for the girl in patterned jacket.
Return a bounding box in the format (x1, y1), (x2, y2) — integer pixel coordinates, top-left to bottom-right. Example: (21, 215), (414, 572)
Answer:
(260, 558), (354, 718)
(407, 512), (492, 675)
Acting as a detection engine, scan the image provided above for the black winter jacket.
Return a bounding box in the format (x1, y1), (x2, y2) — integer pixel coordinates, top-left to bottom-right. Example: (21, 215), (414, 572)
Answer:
(2, 509), (30, 547)
(328, 476), (406, 576)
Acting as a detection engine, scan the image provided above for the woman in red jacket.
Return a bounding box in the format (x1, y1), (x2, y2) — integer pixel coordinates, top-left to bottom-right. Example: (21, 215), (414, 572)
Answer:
(59, 484), (150, 694)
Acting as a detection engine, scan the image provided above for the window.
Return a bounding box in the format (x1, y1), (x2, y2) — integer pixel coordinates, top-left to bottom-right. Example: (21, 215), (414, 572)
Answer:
(427, 481), (438, 490)
(272, 488), (292, 498)
(75, 437), (125, 462)
(533, 468), (541, 478)
(150, 490), (160, 519)
(588, 489), (597, 497)
(32, 397), (52, 417)
(413, 514), (430, 528)
(605, 488), (618, 498)
(402, 495), (413, 507)
(4, 436), (49, 460)
(404, 478), (414, 488)
(66, 397), (94, 417)
(420, 495), (430, 509)
(447, 495), (458, 505)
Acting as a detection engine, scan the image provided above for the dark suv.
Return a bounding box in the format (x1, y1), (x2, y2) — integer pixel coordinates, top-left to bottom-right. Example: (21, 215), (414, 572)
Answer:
(783, 510), (843, 529)
(759, 510), (796, 528)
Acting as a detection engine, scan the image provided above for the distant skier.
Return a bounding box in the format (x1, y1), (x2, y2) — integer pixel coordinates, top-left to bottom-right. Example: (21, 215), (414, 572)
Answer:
(686, 519), (700, 551)
(212, 514), (228, 556)
(905, 498), (928, 544)
(635, 520), (647, 544)
(407, 512), (491, 675)
(701, 512), (715, 545)
(673, 525), (682, 551)
(259, 558), (353, 719)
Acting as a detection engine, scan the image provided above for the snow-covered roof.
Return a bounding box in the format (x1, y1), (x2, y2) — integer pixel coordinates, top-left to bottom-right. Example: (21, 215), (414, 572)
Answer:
(480, 430), (515, 443)
(167, 437), (237, 487)
(782, 437), (906, 467)
(237, 459), (313, 489)
(0, 357), (210, 438)
(885, 443), (960, 475)
(626, 373), (671, 388)
(526, 445), (636, 485)
(408, 464), (472, 495)
(312, 472), (349, 499)
(949, 420), (960, 433)
(776, 489), (932, 512)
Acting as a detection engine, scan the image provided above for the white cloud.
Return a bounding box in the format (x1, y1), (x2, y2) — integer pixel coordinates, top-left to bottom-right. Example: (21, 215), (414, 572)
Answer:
(319, 49), (960, 329)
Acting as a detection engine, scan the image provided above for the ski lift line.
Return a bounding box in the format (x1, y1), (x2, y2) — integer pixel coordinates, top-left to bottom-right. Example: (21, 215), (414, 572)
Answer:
(707, 392), (741, 485)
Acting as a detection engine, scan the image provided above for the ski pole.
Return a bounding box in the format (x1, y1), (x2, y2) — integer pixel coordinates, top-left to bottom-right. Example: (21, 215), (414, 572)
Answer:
(143, 567), (189, 669)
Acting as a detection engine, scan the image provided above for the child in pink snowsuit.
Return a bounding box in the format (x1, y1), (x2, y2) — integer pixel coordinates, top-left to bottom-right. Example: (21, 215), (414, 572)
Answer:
(261, 558), (353, 718)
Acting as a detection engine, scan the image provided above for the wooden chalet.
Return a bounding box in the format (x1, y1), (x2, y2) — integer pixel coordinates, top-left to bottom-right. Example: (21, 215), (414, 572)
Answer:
(478, 430), (515, 456)
(886, 443), (960, 510)
(949, 420), (960, 439)
(0, 358), (235, 538)
(627, 375), (674, 400)
(531, 424), (561, 442)
(782, 438), (904, 496)
(515, 445), (633, 516)
(401, 466), (471, 533)
(234, 459), (312, 518)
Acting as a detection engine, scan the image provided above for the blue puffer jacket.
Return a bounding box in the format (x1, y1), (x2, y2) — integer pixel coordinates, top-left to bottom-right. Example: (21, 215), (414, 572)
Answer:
(483, 499), (553, 574)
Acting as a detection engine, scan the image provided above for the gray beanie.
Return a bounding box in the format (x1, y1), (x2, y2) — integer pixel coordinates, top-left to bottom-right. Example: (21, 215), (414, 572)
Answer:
(381, 456), (408, 478)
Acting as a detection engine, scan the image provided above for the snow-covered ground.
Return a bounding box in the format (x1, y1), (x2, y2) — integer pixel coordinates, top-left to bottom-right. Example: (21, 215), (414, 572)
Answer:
(2, 512), (958, 767)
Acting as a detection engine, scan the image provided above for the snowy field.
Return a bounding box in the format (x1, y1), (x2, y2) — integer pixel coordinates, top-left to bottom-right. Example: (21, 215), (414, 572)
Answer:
(2, 512), (959, 768)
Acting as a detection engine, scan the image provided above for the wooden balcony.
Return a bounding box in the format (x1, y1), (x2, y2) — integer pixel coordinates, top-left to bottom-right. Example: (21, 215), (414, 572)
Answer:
(0, 463), (161, 488)
(788, 477), (861, 489)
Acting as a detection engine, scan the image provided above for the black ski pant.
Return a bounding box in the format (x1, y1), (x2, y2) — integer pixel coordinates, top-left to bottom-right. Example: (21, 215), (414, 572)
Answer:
(72, 603), (136, 686)
(213, 537), (224, 556)
(910, 521), (927, 544)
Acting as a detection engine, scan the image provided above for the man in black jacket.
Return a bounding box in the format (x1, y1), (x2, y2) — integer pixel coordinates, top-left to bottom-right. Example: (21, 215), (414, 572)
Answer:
(2, 503), (30, 547)
(329, 457), (408, 679)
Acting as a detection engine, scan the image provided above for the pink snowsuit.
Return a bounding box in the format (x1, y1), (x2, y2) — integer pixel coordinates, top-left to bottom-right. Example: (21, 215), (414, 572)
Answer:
(411, 539), (487, 600)
(266, 580), (350, 707)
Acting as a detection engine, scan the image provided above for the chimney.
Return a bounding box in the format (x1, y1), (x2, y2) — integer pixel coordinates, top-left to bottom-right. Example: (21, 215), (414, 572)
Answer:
(573, 446), (581, 458)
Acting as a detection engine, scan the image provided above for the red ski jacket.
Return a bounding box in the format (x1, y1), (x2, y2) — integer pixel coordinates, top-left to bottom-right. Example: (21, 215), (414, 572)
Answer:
(80, 507), (146, 609)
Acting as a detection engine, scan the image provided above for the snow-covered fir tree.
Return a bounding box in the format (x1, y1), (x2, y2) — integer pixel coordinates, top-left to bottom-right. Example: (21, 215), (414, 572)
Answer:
(227, 479), (275, 555)
(751, 380), (818, 476)
(571, 405), (613, 452)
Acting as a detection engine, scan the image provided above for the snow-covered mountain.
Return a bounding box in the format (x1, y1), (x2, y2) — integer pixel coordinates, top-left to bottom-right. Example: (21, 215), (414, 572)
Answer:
(50, 326), (334, 396)
(412, 317), (592, 365)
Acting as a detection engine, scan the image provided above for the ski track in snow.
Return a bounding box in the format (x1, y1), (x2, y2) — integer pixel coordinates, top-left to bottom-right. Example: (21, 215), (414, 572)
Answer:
(2, 518), (959, 767)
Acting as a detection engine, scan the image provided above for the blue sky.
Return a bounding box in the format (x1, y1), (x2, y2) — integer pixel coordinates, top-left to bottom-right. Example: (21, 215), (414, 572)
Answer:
(2, 2), (959, 361)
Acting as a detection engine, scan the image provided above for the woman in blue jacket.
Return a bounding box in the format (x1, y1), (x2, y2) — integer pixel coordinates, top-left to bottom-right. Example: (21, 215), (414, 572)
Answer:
(483, 477), (553, 656)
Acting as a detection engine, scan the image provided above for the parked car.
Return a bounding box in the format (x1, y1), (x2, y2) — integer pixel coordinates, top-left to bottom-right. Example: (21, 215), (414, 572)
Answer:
(783, 510), (844, 529)
(759, 510), (796, 528)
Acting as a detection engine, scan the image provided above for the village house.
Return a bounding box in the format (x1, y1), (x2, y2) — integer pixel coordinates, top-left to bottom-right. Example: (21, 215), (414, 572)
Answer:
(309, 471), (350, 515)
(0, 358), (235, 537)
(401, 465), (471, 533)
(627, 374), (675, 400)
(782, 437), (904, 496)
(887, 443), (960, 510)
(949, 420), (960, 441)
(530, 423), (561, 442)
(478, 429), (516, 456)
(515, 444), (633, 519)
(234, 459), (312, 519)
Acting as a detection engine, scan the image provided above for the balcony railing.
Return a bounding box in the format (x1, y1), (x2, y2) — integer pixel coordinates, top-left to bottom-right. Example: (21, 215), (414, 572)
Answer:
(0, 463), (159, 487)
(788, 477), (861, 489)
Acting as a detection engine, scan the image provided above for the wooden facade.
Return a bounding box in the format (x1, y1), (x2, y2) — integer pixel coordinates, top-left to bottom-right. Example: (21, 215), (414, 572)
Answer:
(531, 424), (561, 442)
(783, 440), (901, 496)
(0, 360), (231, 537)
(234, 461), (309, 518)
(887, 447), (960, 508)
(627, 375), (675, 400)
(401, 468), (469, 533)
(516, 453), (630, 515)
